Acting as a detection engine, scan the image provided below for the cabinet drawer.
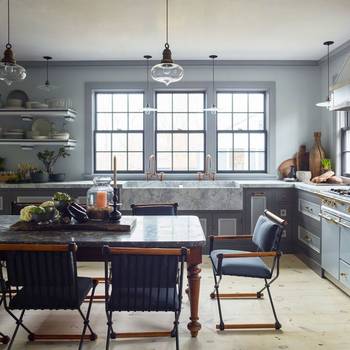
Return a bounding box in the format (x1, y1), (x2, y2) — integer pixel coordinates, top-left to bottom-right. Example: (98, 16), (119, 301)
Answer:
(298, 198), (320, 221)
(340, 224), (350, 265)
(339, 260), (350, 289)
(298, 225), (320, 253)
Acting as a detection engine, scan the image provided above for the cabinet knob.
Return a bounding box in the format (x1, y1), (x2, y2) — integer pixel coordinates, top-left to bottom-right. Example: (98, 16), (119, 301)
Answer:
(340, 272), (348, 278)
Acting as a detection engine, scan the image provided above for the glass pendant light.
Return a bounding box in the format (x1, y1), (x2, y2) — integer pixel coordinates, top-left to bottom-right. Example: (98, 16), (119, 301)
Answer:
(203, 55), (218, 115)
(143, 55), (157, 115)
(38, 56), (59, 92)
(151, 0), (184, 86)
(0, 0), (26, 85)
(316, 41), (334, 109)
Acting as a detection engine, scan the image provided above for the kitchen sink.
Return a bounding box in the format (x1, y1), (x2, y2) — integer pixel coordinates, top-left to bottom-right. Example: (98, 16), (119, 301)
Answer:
(122, 180), (239, 189)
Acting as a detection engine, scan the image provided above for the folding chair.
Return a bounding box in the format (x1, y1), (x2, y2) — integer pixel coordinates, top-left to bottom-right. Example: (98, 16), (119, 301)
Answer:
(209, 209), (287, 331)
(131, 203), (178, 215)
(0, 243), (98, 350)
(0, 296), (10, 345)
(103, 246), (187, 350)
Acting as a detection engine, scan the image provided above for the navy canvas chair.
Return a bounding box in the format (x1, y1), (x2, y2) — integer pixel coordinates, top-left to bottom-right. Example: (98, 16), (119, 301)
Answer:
(0, 243), (98, 350)
(103, 246), (187, 350)
(131, 203), (178, 216)
(209, 209), (287, 331)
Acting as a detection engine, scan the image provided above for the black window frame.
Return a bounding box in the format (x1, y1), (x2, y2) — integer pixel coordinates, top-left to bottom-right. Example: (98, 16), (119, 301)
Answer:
(341, 112), (350, 176)
(216, 91), (267, 173)
(155, 91), (206, 173)
(93, 91), (145, 174)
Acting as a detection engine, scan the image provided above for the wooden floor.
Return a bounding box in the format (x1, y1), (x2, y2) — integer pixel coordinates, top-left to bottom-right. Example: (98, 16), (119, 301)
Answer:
(1, 255), (350, 349)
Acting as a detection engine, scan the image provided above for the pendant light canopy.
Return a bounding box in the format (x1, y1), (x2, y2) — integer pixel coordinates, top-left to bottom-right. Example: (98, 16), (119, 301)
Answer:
(151, 0), (184, 86)
(143, 55), (157, 115)
(0, 0), (26, 86)
(316, 40), (334, 109)
(38, 56), (59, 92)
(203, 55), (218, 115)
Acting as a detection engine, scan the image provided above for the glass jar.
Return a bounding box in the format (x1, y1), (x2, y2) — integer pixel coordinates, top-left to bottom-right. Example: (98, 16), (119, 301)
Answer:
(86, 176), (113, 220)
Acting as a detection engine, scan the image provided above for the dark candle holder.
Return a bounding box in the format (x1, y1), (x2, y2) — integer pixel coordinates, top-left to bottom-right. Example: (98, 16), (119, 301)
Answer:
(109, 187), (122, 222)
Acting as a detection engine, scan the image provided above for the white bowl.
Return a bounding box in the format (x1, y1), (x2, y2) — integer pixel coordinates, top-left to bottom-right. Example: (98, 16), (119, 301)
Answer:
(296, 171), (312, 183)
(7, 98), (23, 107)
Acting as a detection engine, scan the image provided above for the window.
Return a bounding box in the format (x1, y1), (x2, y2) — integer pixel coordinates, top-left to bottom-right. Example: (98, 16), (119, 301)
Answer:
(155, 92), (205, 172)
(341, 112), (350, 176)
(94, 92), (144, 172)
(216, 92), (267, 172)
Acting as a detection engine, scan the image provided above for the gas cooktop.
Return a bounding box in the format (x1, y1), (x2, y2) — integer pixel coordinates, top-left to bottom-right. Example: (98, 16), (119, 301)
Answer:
(329, 188), (350, 197)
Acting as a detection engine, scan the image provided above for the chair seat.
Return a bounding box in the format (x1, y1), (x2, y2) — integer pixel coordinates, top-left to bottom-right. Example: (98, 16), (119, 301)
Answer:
(210, 249), (272, 279)
(108, 287), (179, 312)
(9, 277), (93, 310)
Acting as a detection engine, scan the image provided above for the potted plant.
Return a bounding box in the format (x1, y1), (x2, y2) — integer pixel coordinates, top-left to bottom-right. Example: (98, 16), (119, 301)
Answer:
(37, 147), (70, 182)
(321, 158), (332, 173)
(30, 168), (49, 183)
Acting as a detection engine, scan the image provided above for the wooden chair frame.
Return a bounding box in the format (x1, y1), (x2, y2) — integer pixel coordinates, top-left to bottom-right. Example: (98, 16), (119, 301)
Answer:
(130, 203), (179, 215)
(0, 243), (98, 350)
(209, 209), (287, 331)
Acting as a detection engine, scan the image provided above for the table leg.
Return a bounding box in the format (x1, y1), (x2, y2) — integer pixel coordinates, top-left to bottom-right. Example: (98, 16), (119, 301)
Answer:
(187, 247), (202, 337)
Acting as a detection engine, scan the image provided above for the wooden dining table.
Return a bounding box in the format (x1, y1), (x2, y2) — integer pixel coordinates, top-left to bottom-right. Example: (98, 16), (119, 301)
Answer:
(0, 215), (206, 337)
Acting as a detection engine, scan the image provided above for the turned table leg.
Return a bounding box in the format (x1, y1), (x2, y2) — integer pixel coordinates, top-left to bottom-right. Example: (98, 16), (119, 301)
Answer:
(187, 246), (202, 337)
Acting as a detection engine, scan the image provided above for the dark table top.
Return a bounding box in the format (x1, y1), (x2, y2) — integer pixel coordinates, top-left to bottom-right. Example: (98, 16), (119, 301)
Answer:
(0, 215), (206, 248)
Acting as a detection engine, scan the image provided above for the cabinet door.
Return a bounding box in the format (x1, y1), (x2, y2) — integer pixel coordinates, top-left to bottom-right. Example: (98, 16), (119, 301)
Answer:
(340, 222), (350, 265)
(250, 193), (267, 232)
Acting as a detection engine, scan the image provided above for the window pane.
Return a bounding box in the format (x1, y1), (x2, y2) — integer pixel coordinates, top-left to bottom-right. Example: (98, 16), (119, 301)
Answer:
(217, 113), (232, 130)
(233, 113), (248, 130)
(112, 133), (126, 151)
(96, 113), (112, 130)
(250, 133), (265, 151)
(113, 113), (127, 130)
(96, 94), (112, 112)
(189, 134), (204, 151)
(157, 113), (172, 130)
(173, 153), (188, 171)
(128, 133), (143, 151)
(128, 152), (143, 171)
(250, 152), (265, 171)
(218, 152), (233, 171)
(218, 133), (233, 151)
(173, 133), (188, 151)
(96, 133), (111, 151)
(128, 94), (143, 112)
(157, 152), (172, 171)
(96, 152), (111, 171)
(173, 94), (188, 112)
(234, 133), (248, 151)
(189, 94), (204, 112)
(173, 113), (188, 130)
(249, 93), (264, 112)
(249, 113), (264, 130)
(113, 94), (128, 112)
(234, 152), (248, 170)
(157, 133), (172, 151)
(189, 152), (204, 171)
(112, 152), (127, 171)
(233, 93), (248, 112)
(189, 113), (204, 130)
(343, 130), (350, 151)
(217, 94), (232, 112)
(157, 94), (172, 112)
(129, 113), (143, 130)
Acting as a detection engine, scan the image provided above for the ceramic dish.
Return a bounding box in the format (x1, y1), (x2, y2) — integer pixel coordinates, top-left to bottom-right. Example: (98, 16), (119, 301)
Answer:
(33, 135), (49, 140)
(7, 90), (29, 107)
(32, 118), (51, 137)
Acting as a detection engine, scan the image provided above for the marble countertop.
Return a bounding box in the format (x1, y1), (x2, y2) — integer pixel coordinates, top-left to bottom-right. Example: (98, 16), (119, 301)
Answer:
(0, 215), (206, 248)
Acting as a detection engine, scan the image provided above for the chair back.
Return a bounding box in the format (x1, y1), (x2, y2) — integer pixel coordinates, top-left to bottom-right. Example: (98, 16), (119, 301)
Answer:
(0, 243), (79, 305)
(131, 203), (178, 216)
(252, 210), (287, 252)
(103, 247), (186, 312)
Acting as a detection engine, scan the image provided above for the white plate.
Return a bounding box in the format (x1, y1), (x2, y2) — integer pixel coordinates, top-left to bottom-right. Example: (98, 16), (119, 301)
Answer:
(33, 135), (49, 140)
(32, 118), (51, 137)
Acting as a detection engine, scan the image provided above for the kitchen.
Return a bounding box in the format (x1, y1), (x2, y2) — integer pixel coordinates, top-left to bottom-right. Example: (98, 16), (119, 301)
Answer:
(1, 1), (350, 349)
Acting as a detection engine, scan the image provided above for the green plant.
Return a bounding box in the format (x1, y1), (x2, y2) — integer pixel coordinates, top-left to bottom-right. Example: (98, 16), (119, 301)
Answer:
(321, 158), (332, 171)
(37, 147), (70, 174)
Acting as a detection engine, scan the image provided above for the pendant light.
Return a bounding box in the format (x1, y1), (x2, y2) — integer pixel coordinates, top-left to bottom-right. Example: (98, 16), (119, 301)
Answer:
(143, 55), (157, 115)
(0, 0), (26, 85)
(151, 0), (184, 86)
(38, 56), (59, 92)
(203, 55), (218, 115)
(316, 41), (334, 109)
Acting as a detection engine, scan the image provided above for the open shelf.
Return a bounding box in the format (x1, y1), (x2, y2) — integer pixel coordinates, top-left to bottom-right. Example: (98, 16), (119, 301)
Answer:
(0, 138), (77, 149)
(0, 108), (77, 121)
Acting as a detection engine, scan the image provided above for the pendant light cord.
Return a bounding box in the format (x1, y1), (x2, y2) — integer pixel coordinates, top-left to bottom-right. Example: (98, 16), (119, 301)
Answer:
(327, 44), (330, 98)
(146, 58), (150, 98)
(165, 0), (169, 47)
(6, 0), (11, 48)
(46, 59), (49, 84)
(212, 58), (215, 105)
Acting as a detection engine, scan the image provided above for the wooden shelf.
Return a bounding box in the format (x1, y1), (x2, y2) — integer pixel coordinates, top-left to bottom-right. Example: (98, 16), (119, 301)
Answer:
(0, 138), (77, 149)
(0, 108), (77, 121)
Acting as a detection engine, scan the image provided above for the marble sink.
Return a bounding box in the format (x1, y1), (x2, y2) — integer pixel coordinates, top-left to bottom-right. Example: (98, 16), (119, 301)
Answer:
(123, 180), (239, 188)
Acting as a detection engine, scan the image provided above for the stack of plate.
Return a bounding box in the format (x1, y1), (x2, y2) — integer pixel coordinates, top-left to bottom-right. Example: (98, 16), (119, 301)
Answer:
(3, 129), (24, 139)
(52, 132), (70, 140)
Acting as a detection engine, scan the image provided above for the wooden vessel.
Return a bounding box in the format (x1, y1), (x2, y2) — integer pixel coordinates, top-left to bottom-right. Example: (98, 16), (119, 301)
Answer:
(309, 132), (325, 178)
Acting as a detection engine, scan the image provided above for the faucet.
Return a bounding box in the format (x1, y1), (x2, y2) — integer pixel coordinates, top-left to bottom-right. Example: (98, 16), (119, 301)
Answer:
(145, 154), (164, 181)
(197, 154), (216, 180)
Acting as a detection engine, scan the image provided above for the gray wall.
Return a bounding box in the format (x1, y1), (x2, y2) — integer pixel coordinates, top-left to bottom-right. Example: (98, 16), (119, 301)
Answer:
(0, 62), (321, 180)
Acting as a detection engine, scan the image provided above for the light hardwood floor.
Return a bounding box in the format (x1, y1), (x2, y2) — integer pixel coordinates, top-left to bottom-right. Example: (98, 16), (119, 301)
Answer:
(1, 255), (349, 350)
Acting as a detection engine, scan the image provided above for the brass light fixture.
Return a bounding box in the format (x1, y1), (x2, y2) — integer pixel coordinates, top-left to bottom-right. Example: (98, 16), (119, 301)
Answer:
(203, 55), (218, 115)
(143, 55), (157, 115)
(0, 0), (26, 85)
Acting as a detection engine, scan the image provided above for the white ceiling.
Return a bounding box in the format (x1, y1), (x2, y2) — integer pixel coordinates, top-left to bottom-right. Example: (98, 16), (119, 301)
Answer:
(0, 0), (349, 61)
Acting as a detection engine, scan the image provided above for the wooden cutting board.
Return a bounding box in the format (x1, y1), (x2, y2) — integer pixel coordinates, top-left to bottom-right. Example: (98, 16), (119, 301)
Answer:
(10, 217), (136, 233)
(278, 158), (296, 178)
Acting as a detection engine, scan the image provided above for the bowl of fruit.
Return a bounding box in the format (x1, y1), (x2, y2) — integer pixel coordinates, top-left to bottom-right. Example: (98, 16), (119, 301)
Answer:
(20, 201), (58, 224)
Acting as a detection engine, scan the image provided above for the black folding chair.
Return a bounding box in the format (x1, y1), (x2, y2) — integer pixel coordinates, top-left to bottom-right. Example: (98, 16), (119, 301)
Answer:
(131, 203), (178, 215)
(209, 209), (287, 331)
(0, 243), (98, 350)
(103, 246), (187, 350)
